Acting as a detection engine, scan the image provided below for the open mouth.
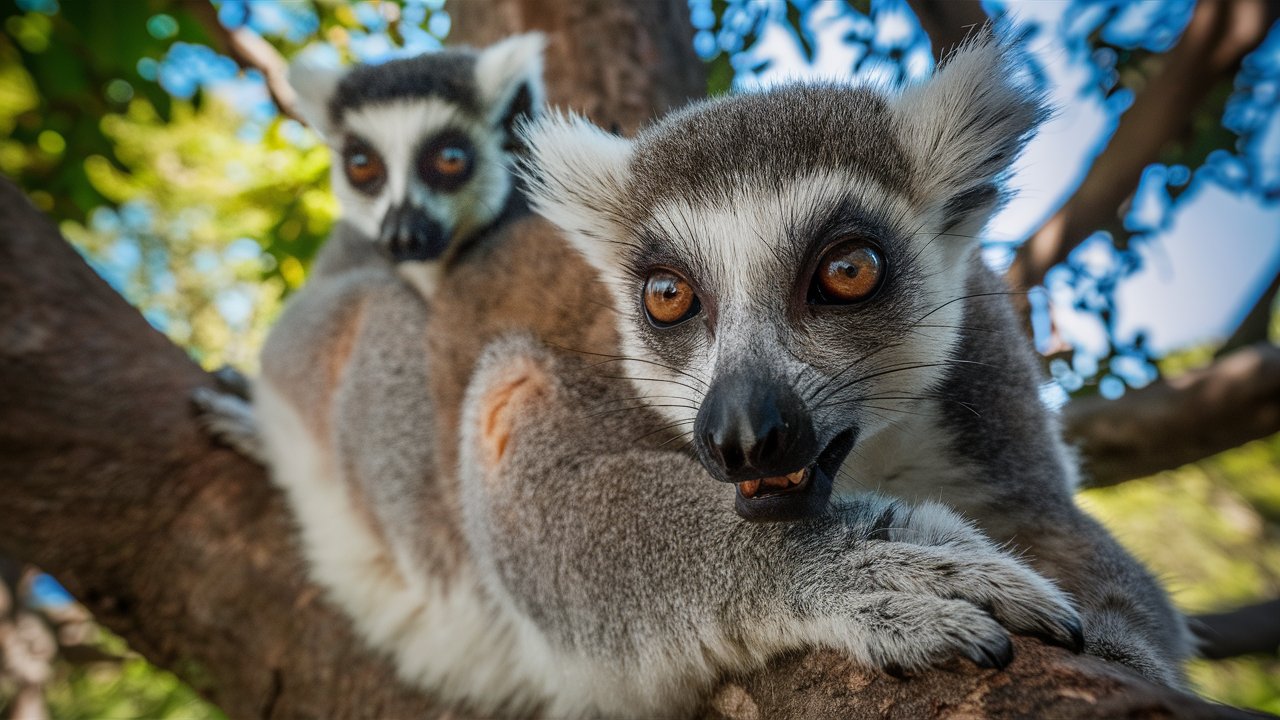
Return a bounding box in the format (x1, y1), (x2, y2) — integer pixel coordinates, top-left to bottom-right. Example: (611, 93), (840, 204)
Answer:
(733, 428), (857, 523)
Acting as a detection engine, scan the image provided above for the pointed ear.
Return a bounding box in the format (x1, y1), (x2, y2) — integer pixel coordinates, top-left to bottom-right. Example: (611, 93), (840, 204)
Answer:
(474, 33), (547, 149)
(287, 49), (346, 140)
(518, 112), (634, 273)
(892, 34), (1048, 231)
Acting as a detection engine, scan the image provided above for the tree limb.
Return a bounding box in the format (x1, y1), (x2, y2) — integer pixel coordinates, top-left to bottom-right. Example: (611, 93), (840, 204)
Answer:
(1067, 342), (1280, 488)
(905, 0), (988, 61)
(1192, 599), (1280, 660)
(1005, 0), (1279, 295)
(1215, 267), (1279, 359)
(179, 0), (303, 125)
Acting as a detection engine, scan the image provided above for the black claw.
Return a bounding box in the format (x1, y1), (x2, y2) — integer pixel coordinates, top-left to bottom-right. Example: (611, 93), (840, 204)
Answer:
(1028, 617), (1086, 654)
(969, 636), (1014, 670)
(882, 663), (911, 680)
(1063, 617), (1085, 654)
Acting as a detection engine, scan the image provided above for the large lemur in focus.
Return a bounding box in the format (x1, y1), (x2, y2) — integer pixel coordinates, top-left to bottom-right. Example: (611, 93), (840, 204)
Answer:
(198, 35), (1188, 719)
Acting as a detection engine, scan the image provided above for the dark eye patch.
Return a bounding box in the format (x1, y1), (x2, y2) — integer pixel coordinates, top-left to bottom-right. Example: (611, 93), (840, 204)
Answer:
(417, 131), (475, 191)
(341, 135), (387, 195)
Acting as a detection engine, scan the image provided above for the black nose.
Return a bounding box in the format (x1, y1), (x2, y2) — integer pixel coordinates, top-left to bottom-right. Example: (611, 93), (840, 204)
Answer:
(694, 375), (817, 481)
(380, 205), (448, 262)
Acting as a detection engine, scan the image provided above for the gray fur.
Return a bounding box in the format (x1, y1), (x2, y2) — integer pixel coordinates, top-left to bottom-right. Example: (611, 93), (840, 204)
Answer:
(456, 335), (1081, 717)
(523, 36), (1192, 686)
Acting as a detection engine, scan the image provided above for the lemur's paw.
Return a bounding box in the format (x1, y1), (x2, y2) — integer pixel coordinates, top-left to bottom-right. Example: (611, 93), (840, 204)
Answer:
(859, 594), (1015, 673)
(210, 365), (253, 400)
(957, 555), (1083, 654)
(191, 386), (267, 464)
(869, 502), (1084, 653)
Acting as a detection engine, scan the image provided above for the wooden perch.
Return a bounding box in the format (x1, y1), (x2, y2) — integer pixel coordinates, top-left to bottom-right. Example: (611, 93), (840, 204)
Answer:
(0, 168), (1259, 720)
(180, 0), (303, 124)
(1066, 341), (1280, 488)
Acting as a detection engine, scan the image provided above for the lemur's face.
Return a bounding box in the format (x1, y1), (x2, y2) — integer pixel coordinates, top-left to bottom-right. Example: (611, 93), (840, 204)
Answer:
(526, 40), (1043, 522)
(290, 35), (544, 295)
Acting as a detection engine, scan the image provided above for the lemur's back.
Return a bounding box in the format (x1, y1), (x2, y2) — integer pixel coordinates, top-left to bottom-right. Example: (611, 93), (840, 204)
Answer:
(427, 213), (619, 474)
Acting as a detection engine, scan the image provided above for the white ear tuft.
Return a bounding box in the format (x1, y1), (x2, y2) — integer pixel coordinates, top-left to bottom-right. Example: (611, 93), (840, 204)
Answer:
(893, 34), (1047, 229)
(475, 33), (547, 135)
(287, 47), (346, 140)
(518, 111), (633, 272)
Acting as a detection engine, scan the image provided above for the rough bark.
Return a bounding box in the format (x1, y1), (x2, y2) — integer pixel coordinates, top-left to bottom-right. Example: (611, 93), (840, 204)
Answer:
(1067, 342), (1280, 488)
(0, 169), (1258, 720)
(1005, 0), (1279, 296)
(449, 0), (706, 134)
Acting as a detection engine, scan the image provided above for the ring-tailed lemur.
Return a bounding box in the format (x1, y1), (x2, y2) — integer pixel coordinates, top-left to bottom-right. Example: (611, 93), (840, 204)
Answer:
(518, 37), (1192, 686)
(194, 34), (545, 461)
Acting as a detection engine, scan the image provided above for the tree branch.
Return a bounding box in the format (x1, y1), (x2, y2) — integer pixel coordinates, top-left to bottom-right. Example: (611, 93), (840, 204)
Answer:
(1066, 342), (1280, 488)
(179, 0), (303, 125)
(905, 0), (988, 61)
(1005, 0), (1279, 295)
(1215, 267), (1280, 359)
(1192, 599), (1280, 660)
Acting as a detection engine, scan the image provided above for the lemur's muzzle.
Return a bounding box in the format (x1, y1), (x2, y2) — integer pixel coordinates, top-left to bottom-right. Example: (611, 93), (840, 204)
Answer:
(380, 204), (448, 262)
(695, 375), (852, 522)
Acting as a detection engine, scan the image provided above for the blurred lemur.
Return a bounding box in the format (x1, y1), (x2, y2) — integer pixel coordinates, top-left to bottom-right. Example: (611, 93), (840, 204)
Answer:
(194, 34), (542, 461)
(196, 35), (1189, 719)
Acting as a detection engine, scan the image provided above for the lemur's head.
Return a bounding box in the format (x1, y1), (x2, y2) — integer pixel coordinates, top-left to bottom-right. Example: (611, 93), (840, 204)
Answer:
(523, 39), (1045, 522)
(291, 34), (544, 288)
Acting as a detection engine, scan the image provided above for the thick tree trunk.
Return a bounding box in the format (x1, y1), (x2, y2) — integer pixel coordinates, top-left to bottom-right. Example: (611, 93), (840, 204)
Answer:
(449, 0), (706, 134)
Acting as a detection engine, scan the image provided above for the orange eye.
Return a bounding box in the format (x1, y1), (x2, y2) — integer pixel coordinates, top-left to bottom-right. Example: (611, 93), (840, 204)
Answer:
(342, 142), (386, 192)
(433, 146), (471, 177)
(643, 269), (700, 327)
(419, 135), (475, 190)
(812, 240), (884, 304)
